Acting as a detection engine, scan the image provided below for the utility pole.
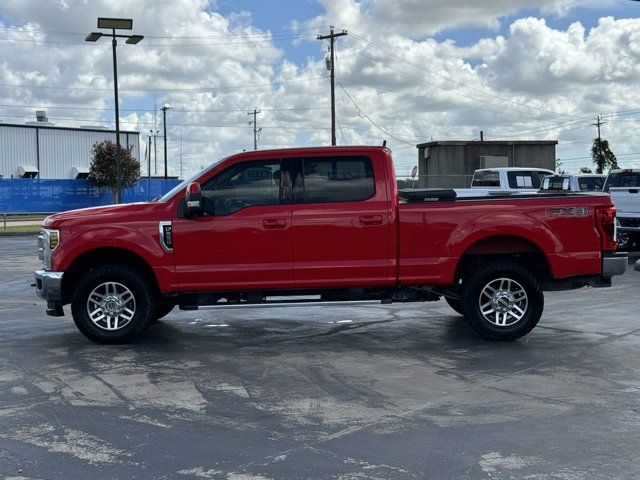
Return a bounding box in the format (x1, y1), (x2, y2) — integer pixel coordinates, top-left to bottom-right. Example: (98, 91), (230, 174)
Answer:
(248, 108), (261, 150)
(161, 105), (170, 178)
(151, 129), (159, 175)
(180, 129), (183, 179)
(317, 26), (347, 146)
(593, 115), (605, 141)
(593, 115), (606, 172)
(147, 133), (152, 180)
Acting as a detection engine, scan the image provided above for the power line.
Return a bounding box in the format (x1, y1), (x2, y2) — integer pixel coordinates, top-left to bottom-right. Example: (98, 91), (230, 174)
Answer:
(0, 77), (324, 92)
(0, 112), (348, 130)
(0, 32), (317, 47)
(0, 25), (323, 39)
(0, 102), (329, 113)
(338, 83), (420, 146)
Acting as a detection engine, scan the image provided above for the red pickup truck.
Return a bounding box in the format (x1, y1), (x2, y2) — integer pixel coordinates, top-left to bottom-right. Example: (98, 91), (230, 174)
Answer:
(35, 146), (626, 344)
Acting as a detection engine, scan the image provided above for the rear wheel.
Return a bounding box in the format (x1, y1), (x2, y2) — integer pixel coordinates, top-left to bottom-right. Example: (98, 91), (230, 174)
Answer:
(71, 265), (155, 344)
(460, 261), (543, 341)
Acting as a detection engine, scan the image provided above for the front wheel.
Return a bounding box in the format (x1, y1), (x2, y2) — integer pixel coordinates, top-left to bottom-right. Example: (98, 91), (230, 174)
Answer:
(617, 231), (631, 251)
(152, 302), (174, 322)
(71, 265), (155, 344)
(460, 261), (544, 341)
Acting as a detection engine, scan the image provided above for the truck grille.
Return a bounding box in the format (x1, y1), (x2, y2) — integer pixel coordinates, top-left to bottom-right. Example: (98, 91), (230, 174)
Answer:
(618, 217), (640, 228)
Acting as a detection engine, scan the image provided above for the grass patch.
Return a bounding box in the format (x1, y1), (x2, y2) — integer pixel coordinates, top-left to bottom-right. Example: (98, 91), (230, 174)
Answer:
(0, 224), (42, 233)
(1, 214), (48, 221)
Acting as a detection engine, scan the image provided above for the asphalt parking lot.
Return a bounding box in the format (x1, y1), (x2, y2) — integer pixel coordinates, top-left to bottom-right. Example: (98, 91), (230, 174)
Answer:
(1, 236), (639, 479)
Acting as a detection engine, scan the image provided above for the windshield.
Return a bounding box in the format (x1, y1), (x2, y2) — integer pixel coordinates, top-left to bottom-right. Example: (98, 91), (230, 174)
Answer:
(157, 157), (227, 202)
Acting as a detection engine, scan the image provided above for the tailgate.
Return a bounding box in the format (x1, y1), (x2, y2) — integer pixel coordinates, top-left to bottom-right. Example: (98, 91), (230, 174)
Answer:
(610, 188), (640, 219)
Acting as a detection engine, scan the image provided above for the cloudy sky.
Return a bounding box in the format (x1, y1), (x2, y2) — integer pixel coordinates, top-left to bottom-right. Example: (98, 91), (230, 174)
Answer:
(1, 0), (640, 177)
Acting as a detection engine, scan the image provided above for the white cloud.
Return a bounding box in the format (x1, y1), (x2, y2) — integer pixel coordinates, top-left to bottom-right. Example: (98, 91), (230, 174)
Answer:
(301, 0), (584, 37)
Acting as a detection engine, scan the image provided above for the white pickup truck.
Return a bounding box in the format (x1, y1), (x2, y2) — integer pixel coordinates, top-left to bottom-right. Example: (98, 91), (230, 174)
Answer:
(604, 169), (640, 250)
(455, 167), (554, 197)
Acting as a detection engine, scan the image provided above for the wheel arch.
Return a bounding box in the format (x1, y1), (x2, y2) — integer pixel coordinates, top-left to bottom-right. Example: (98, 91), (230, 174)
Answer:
(61, 247), (160, 305)
(454, 235), (552, 283)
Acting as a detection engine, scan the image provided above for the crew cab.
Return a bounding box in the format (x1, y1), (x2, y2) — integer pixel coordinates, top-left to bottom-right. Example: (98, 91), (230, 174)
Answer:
(604, 169), (640, 250)
(35, 146), (626, 344)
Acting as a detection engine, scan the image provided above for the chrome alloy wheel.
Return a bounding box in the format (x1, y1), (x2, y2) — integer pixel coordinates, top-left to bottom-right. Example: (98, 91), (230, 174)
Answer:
(479, 278), (528, 327)
(86, 282), (136, 331)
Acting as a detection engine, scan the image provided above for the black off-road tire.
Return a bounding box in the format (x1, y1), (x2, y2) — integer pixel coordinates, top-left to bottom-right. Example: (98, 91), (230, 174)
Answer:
(71, 265), (155, 344)
(617, 231), (631, 251)
(445, 297), (464, 315)
(460, 261), (544, 341)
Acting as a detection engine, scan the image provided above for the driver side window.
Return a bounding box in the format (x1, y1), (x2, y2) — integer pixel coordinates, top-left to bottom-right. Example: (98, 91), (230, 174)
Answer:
(200, 160), (283, 215)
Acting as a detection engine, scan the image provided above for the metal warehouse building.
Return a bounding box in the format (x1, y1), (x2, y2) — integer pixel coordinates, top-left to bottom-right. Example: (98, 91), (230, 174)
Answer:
(416, 140), (558, 188)
(0, 111), (140, 179)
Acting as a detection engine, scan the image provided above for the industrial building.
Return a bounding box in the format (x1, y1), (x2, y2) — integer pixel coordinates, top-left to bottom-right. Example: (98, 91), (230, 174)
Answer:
(416, 140), (558, 188)
(0, 111), (140, 179)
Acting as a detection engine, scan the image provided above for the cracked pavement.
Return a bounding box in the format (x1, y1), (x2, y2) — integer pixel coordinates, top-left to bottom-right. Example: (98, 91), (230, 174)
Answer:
(1, 236), (639, 479)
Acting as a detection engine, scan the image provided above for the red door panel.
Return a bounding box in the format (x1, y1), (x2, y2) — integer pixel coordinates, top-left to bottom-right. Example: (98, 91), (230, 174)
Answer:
(292, 201), (390, 287)
(172, 205), (292, 291)
(291, 154), (391, 288)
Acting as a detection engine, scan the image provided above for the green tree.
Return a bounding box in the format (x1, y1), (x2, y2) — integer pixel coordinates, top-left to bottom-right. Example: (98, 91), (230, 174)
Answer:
(591, 138), (618, 174)
(555, 158), (566, 174)
(88, 140), (141, 202)
(578, 166), (593, 174)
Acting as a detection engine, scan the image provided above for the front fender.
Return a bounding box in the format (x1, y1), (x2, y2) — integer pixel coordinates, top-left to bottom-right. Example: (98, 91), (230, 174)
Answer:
(53, 222), (177, 292)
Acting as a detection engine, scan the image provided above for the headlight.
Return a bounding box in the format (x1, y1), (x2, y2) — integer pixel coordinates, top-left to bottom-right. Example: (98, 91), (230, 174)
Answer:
(38, 229), (60, 270)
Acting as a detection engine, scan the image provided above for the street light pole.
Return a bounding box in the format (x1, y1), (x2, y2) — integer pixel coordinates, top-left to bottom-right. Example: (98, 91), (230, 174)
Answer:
(111, 30), (122, 203)
(161, 105), (170, 178)
(86, 18), (143, 204)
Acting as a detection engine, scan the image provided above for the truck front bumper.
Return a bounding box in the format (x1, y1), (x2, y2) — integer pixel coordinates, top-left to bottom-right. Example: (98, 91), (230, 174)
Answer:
(34, 270), (64, 317)
(602, 252), (628, 277)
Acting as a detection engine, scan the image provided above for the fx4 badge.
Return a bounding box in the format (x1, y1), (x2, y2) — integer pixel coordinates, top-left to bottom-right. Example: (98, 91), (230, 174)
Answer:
(546, 206), (588, 218)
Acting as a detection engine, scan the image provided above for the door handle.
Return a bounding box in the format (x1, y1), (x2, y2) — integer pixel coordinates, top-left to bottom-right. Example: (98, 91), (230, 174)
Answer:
(263, 218), (287, 229)
(359, 215), (383, 226)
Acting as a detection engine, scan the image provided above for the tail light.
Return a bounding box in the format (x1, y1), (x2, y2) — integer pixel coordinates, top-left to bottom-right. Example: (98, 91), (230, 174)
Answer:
(596, 206), (617, 251)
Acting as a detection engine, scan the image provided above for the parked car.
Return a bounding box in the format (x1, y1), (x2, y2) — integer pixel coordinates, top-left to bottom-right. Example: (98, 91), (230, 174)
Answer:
(540, 174), (606, 192)
(604, 169), (640, 250)
(460, 167), (555, 197)
(35, 146), (626, 344)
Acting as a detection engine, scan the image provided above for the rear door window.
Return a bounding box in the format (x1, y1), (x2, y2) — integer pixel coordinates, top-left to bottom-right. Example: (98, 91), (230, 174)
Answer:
(299, 156), (375, 203)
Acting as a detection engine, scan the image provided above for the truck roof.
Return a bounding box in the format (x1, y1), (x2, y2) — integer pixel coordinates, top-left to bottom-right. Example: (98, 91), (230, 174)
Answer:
(475, 167), (554, 173)
(608, 168), (640, 174)
(228, 145), (390, 157)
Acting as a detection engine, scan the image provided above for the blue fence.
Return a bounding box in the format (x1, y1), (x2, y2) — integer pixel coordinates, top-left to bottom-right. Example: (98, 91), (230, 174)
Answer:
(0, 178), (182, 214)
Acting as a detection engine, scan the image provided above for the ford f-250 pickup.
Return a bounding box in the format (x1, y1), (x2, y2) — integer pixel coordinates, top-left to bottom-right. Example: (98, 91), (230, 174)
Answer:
(35, 146), (627, 344)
